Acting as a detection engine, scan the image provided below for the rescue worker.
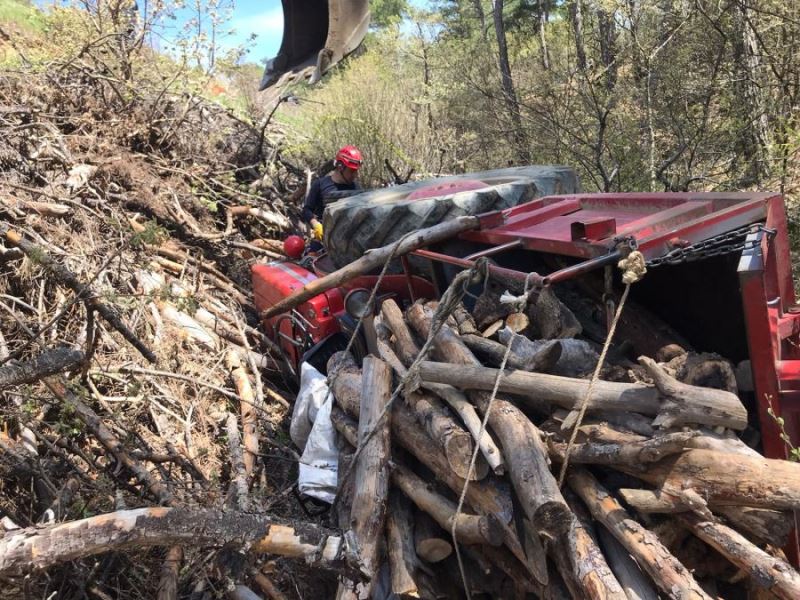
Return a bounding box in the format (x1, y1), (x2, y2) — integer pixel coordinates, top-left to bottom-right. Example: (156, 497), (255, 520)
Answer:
(301, 145), (363, 242)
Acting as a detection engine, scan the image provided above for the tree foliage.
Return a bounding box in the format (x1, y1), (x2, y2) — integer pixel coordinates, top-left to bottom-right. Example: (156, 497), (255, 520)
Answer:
(285, 0), (800, 196)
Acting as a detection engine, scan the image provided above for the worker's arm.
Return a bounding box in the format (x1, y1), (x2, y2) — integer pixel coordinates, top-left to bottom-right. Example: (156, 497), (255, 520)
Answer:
(301, 179), (323, 226)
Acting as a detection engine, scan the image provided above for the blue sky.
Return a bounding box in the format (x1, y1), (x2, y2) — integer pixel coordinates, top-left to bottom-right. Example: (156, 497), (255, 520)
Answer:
(225, 0), (284, 64)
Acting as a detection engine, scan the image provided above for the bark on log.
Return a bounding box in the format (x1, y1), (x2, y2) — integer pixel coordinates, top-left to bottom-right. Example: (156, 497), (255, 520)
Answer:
(617, 488), (713, 518)
(550, 491), (626, 600)
(156, 545), (183, 600)
(386, 492), (420, 598)
(596, 526), (658, 600)
(547, 432), (699, 468)
(226, 350), (258, 475)
(392, 463), (503, 546)
(261, 216), (480, 319)
(623, 449), (800, 511)
(714, 506), (793, 548)
(568, 469), (712, 600)
(417, 360), (748, 431)
(677, 512), (800, 600)
(226, 413), (249, 512)
(406, 304), (572, 541)
(0, 348), (84, 389)
(374, 333), (502, 476)
(0, 508), (349, 577)
(350, 357), (392, 585)
(328, 353), (512, 523)
(460, 333), (554, 372)
(415, 512), (452, 563)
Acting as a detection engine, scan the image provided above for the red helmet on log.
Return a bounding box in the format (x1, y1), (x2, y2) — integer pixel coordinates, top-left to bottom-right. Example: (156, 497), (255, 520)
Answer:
(283, 235), (305, 259)
(335, 145), (363, 170)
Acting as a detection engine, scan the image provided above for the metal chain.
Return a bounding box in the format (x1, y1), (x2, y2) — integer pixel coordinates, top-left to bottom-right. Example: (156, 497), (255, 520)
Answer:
(646, 223), (775, 268)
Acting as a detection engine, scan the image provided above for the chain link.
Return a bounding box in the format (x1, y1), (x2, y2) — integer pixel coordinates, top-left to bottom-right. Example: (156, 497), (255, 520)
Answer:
(646, 223), (775, 268)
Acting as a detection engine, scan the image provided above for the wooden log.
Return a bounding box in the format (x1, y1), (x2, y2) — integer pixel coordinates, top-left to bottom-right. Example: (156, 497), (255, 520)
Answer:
(226, 350), (258, 475)
(379, 300), (484, 480)
(618, 488), (713, 518)
(677, 512), (800, 600)
(226, 413), (249, 512)
(0, 348), (84, 389)
(415, 512), (452, 563)
(392, 463), (503, 546)
(547, 432), (699, 469)
(417, 360), (748, 431)
(0, 508), (350, 577)
(252, 572), (290, 600)
(567, 468), (712, 600)
(596, 526), (658, 600)
(460, 333), (557, 372)
(374, 334), (503, 476)
(623, 449), (800, 511)
(550, 490), (626, 600)
(261, 216), (479, 319)
(714, 507), (793, 548)
(156, 546), (183, 600)
(350, 356), (392, 587)
(406, 304), (572, 541)
(386, 492), (420, 598)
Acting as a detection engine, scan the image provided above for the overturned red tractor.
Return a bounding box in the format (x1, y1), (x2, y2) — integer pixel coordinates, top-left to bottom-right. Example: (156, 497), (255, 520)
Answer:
(253, 167), (800, 562)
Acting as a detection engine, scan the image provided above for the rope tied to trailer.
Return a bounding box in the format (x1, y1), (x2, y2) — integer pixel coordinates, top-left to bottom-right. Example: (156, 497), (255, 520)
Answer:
(556, 249), (646, 488)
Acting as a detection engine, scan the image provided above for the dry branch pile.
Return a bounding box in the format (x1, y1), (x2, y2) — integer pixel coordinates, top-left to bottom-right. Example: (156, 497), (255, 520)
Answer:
(325, 289), (800, 600)
(0, 57), (336, 598)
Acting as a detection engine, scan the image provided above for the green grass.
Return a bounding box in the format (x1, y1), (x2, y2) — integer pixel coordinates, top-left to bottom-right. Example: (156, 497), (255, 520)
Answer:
(0, 0), (48, 33)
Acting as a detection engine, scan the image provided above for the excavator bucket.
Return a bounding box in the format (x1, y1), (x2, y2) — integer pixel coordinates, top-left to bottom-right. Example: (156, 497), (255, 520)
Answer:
(259, 0), (370, 90)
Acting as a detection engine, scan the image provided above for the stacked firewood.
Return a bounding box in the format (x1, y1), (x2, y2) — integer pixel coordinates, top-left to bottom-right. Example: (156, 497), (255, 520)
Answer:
(327, 293), (800, 600)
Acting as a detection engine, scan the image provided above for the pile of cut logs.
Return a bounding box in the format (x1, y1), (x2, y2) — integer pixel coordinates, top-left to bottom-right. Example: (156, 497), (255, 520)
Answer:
(326, 293), (800, 600)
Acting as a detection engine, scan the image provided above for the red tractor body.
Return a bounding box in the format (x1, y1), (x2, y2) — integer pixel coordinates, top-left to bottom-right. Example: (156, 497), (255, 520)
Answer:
(253, 190), (800, 561)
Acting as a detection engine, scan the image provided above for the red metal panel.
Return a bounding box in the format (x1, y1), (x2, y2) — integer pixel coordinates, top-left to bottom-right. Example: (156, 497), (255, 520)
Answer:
(464, 192), (774, 260)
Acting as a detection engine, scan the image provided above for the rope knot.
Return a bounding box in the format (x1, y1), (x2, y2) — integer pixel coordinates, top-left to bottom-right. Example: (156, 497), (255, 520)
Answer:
(618, 250), (646, 285)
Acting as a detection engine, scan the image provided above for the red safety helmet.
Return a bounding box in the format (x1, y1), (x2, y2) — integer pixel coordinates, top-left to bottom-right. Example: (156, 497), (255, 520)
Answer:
(334, 145), (363, 170)
(283, 235), (305, 259)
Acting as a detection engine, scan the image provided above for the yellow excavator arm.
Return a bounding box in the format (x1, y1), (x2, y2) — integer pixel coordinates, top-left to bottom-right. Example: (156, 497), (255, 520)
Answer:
(259, 0), (370, 90)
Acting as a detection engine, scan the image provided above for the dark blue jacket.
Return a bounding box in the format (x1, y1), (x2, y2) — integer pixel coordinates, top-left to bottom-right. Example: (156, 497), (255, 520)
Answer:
(301, 175), (359, 223)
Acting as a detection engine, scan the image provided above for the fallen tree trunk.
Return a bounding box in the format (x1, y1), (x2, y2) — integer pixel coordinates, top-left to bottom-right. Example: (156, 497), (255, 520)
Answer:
(0, 508), (349, 577)
(261, 216), (480, 319)
(677, 512), (800, 600)
(417, 360), (748, 431)
(568, 468), (712, 600)
(623, 449), (800, 511)
(596, 526), (658, 600)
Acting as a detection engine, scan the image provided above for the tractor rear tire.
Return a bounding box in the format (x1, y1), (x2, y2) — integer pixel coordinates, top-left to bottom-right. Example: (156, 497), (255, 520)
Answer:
(323, 165), (579, 270)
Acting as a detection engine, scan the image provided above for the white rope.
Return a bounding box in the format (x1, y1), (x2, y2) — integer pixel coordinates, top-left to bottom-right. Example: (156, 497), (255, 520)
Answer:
(557, 250), (646, 487)
(451, 272), (537, 600)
